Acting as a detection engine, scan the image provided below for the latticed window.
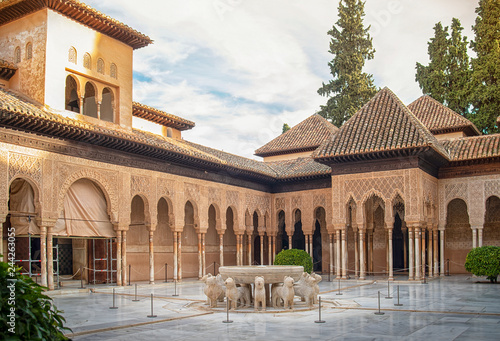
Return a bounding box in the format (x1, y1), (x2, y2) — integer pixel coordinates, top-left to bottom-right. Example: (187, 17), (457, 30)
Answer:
(25, 42), (32, 60)
(14, 46), (21, 63)
(97, 58), (104, 74)
(83, 53), (91, 69)
(110, 63), (117, 79)
(68, 47), (77, 64)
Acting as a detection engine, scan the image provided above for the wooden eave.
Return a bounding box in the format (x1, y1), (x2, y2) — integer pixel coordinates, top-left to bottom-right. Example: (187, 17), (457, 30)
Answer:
(0, 0), (152, 49)
(132, 103), (195, 131)
(255, 145), (318, 158)
(0, 65), (17, 81)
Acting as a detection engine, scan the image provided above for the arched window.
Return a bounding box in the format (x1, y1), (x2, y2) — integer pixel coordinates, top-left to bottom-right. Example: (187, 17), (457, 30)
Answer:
(101, 87), (114, 122)
(110, 63), (117, 79)
(25, 42), (32, 60)
(14, 46), (21, 63)
(68, 47), (77, 64)
(97, 58), (104, 74)
(166, 128), (173, 138)
(65, 76), (80, 113)
(83, 53), (91, 69)
(83, 82), (98, 118)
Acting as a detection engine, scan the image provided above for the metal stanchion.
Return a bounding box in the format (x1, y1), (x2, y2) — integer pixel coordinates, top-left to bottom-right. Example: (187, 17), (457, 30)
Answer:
(385, 281), (392, 299)
(328, 269), (331, 282)
(165, 263), (168, 283)
(147, 293), (157, 318)
(314, 296), (325, 323)
(394, 285), (403, 306)
(222, 298), (233, 323)
(374, 291), (384, 315)
(128, 264), (131, 285)
(336, 278), (342, 295)
(109, 288), (118, 309)
(132, 283), (140, 302)
(172, 280), (179, 297)
(80, 266), (84, 289)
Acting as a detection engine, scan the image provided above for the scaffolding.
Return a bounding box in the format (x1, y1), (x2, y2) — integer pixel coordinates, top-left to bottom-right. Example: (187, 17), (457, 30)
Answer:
(91, 238), (116, 284)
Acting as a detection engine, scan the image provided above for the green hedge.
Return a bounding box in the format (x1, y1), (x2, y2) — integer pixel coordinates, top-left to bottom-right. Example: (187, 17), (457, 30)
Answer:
(273, 248), (313, 274)
(464, 246), (500, 283)
(0, 261), (71, 340)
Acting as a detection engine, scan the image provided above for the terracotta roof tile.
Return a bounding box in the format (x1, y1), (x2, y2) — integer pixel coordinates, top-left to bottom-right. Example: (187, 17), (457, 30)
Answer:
(266, 157), (331, 179)
(408, 95), (480, 136)
(442, 134), (500, 161)
(132, 102), (195, 131)
(314, 87), (450, 162)
(255, 114), (338, 157)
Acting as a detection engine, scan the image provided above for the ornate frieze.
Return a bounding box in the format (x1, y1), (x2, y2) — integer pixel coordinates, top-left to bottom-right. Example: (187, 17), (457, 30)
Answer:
(8, 152), (42, 185)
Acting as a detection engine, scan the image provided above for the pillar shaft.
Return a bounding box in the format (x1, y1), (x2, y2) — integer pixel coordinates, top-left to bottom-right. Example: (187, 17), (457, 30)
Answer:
(433, 229), (438, 277)
(428, 230), (433, 277)
(260, 234), (264, 265)
(178, 232), (182, 280)
(388, 229), (393, 280)
(478, 229), (483, 247)
(173, 231), (178, 280)
(354, 231), (359, 277)
(122, 230), (127, 285)
(272, 235), (276, 263)
(40, 226), (47, 287)
(116, 232), (122, 286)
(47, 228), (54, 290)
(472, 228), (477, 248)
(341, 229), (347, 279)
(219, 234), (224, 267)
(336, 230), (341, 278)
(329, 234), (334, 279)
(149, 230), (154, 284)
(415, 227), (421, 280)
(236, 235), (240, 266)
(198, 233), (202, 279)
(247, 234), (252, 265)
(202, 233), (206, 276)
(359, 230), (365, 280)
(421, 228), (426, 278)
(408, 227), (414, 280)
(440, 229), (445, 276)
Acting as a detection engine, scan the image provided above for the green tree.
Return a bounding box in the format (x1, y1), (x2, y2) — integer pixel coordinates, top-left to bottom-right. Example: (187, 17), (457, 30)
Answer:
(317, 0), (377, 127)
(274, 249), (313, 274)
(415, 19), (471, 117)
(464, 246), (500, 283)
(470, 0), (500, 134)
(0, 262), (71, 340)
(282, 123), (291, 134)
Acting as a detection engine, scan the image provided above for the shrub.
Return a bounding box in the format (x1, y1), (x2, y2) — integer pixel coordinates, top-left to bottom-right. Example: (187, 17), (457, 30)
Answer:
(0, 261), (71, 340)
(274, 248), (313, 274)
(464, 246), (500, 283)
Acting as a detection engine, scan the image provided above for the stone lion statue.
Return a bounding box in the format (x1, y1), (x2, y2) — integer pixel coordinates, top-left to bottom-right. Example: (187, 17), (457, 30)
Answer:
(224, 277), (251, 310)
(311, 273), (322, 304)
(254, 276), (266, 311)
(201, 273), (223, 308)
(271, 276), (295, 309)
(294, 272), (316, 308)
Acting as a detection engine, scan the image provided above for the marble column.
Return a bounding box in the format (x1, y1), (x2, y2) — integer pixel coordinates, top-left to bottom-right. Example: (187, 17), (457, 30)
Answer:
(219, 234), (224, 267)
(267, 235), (272, 265)
(178, 232), (182, 280)
(148, 230), (154, 284)
(122, 230), (127, 285)
(472, 228), (477, 248)
(354, 230), (359, 278)
(415, 226), (421, 280)
(433, 229), (439, 277)
(478, 229), (483, 247)
(388, 228), (393, 281)
(369, 231), (374, 274)
(341, 229), (347, 279)
(116, 232), (122, 286)
(336, 230), (341, 278)
(421, 228), (426, 278)
(428, 230), (433, 277)
(309, 234), (313, 258)
(305, 234), (309, 254)
(198, 233), (202, 279)
(40, 226), (47, 287)
(260, 234), (264, 265)
(408, 227), (414, 280)
(329, 234), (334, 279)
(202, 233), (206, 276)
(173, 231), (178, 280)
(272, 235), (276, 263)
(247, 234), (252, 265)
(359, 229), (366, 280)
(47, 227), (54, 290)
(439, 229), (445, 276)
(236, 235), (240, 266)
(289, 235), (292, 250)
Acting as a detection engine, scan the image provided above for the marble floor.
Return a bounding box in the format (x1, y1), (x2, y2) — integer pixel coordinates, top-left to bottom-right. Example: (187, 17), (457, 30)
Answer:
(49, 275), (500, 341)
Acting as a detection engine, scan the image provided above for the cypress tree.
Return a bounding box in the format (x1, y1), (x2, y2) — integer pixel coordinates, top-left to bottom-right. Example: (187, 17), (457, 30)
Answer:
(317, 0), (377, 127)
(470, 0), (500, 133)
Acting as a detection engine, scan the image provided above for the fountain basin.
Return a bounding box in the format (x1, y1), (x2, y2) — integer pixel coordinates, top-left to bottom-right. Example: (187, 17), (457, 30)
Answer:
(218, 265), (304, 284)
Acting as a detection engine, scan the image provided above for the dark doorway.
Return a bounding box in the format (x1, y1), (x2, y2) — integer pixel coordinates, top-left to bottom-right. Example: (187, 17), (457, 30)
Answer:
(393, 213), (405, 270)
(313, 220), (322, 272)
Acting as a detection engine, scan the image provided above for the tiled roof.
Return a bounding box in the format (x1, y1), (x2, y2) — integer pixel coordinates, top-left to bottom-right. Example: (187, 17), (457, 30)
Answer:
(133, 102), (195, 131)
(0, 88), (330, 181)
(0, 0), (152, 49)
(0, 58), (17, 81)
(255, 114), (338, 157)
(408, 95), (480, 136)
(314, 87), (450, 162)
(442, 134), (500, 162)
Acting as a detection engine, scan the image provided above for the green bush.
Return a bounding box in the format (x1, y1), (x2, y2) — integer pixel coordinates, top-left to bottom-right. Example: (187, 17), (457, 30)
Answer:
(0, 261), (71, 340)
(464, 246), (500, 283)
(274, 248), (313, 274)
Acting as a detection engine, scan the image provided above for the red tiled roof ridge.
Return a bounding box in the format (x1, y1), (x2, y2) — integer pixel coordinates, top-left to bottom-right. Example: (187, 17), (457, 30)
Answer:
(442, 134), (500, 161)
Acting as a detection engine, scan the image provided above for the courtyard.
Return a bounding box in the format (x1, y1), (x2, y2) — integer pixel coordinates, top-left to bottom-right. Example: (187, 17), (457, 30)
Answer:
(49, 274), (500, 340)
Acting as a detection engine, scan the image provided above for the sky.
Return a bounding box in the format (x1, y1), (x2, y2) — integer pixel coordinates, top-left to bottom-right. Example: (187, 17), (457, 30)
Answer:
(84, 0), (479, 160)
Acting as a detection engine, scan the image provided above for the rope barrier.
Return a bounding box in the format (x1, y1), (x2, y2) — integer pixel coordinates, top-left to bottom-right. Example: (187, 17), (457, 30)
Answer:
(59, 268), (81, 280)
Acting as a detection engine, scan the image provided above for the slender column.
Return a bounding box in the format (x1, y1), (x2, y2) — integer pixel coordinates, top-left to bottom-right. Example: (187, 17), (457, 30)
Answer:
(472, 228), (477, 248)
(305, 234), (309, 254)
(329, 234), (334, 279)
(388, 229), (393, 281)
(402, 227), (407, 271)
(236, 235), (240, 266)
(289, 235), (292, 249)
(260, 234), (264, 265)
(408, 227), (414, 280)
(116, 232), (122, 286)
(149, 230), (154, 284)
(359, 229), (365, 280)
(272, 235), (276, 263)
(309, 234), (313, 258)
(421, 228), (426, 277)
(219, 234), (224, 267)
(369, 231), (374, 274)
(428, 230), (433, 277)
(336, 230), (341, 278)
(415, 226), (421, 280)
(198, 233), (202, 279)
(173, 231), (178, 280)
(439, 229), (445, 276)
(478, 229), (483, 247)
(354, 230), (359, 278)
(178, 232), (182, 280)
(122, 230), (127, 285)
(40, 226), (47, 287)
(247, 234), (252, 265)
(267, 235), (272, 265)
(433, 229), (438, 277)
(341, 229), (347, 279)
(202, 233), (206, 276)
(47, 227), (54, 290)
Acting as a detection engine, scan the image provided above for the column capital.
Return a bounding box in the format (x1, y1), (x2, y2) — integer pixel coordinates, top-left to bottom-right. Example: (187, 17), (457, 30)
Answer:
(36, 218), (57, 228)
